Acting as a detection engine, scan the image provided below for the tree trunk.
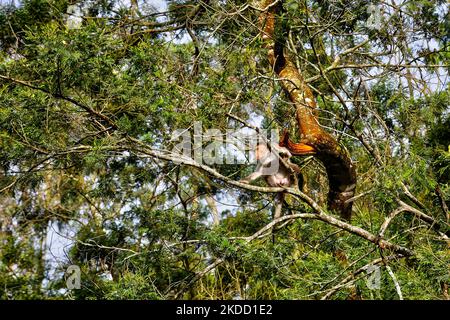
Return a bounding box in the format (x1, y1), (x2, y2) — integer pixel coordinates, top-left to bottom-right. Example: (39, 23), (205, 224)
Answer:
(258, 0), (357, 220)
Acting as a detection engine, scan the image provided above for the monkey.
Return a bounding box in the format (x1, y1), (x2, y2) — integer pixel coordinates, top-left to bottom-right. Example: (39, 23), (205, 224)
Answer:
(279, 130), (356, 221)
(240, 141), (303, 225)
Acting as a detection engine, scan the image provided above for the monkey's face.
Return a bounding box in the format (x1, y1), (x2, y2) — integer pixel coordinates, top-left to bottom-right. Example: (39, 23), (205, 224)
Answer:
(266, 173), (291, 187)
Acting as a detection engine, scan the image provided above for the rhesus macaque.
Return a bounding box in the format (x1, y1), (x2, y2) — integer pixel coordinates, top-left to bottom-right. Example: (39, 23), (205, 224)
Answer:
(240, 142), (302, 222)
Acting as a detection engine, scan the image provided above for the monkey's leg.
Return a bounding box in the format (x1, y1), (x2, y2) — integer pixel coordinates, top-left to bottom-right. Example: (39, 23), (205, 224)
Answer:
(272, 192), (284, 243)
(273, 192), (284, 220)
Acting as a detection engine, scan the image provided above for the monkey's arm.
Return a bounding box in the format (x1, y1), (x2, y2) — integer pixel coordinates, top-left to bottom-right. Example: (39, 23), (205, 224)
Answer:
(272, 144), (292, 158)
(240, 164), (264, 184)
(288, 162), (302, 174)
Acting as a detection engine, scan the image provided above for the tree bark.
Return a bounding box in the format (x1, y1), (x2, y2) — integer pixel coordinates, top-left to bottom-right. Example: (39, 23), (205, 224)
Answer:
(258, 0), (357, 220)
